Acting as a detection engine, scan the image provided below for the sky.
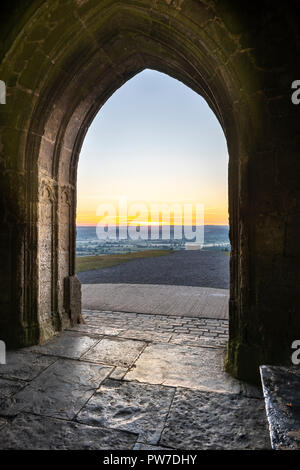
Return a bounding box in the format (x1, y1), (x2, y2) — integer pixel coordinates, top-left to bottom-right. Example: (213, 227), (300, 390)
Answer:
(76, 69), (229, 226)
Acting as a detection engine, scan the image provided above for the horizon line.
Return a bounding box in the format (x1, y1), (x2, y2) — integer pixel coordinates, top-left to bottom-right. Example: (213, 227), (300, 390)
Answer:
(76, 223), (229, 227)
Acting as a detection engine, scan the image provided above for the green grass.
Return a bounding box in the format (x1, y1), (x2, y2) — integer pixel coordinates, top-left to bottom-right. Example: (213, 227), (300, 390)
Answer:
(76, 249), (174, 273)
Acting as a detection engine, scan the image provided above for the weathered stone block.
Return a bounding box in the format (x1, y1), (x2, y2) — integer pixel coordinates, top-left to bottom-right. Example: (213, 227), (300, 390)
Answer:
(64, 275), (83, 324)
(0, 359), (113, 420)
(160, 388), (271, 449)
(76, 379), (175, 445)
(0, 413), (137, 450)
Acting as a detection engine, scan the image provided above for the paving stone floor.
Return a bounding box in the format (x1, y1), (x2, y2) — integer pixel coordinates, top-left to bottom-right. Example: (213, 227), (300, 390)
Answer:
(0, 309), (271, 450)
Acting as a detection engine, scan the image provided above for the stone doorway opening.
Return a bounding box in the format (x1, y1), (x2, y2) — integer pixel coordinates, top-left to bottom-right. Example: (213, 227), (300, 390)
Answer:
(75, 68), (230, 323)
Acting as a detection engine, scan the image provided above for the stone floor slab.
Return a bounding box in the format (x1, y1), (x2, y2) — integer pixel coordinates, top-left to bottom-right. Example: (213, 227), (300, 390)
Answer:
(0, 359), (112, 420)
(0, 351), (57, 381)
(0, 413), (137, 450)
(81, 337), (146, 367)
(109, 367), (129, 380)
(160, 388), (271, 450)
(133, 443), (171, 450)
(67, 323), (123, 337)
(124, 343), (240, 393)
(0, 377), (26, 400)
(119, 329), (172, 343)
(76, 379), (175, 445)
(27, 332), (99, 359)
(0, 418), (7, 430)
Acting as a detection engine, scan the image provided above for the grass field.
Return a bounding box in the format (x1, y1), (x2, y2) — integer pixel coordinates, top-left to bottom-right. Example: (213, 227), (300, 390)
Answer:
(76, 249), (174, 273)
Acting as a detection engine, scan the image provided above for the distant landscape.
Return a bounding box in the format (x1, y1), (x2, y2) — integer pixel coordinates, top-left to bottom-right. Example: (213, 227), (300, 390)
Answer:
(76, 249), (173, 273)
(76, 225), (230, 274)
(76, 225), (230, 257)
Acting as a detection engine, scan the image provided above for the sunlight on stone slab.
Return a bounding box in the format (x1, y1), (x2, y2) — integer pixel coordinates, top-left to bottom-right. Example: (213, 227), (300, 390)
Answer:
(124, 343), (240, 393)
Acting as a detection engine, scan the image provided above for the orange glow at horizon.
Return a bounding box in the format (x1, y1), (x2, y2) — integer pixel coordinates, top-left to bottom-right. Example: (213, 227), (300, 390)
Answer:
(76, 205), (229, 226)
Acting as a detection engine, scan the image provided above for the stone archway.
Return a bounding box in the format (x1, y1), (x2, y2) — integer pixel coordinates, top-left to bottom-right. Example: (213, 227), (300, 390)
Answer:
(1, 0), (299, 383)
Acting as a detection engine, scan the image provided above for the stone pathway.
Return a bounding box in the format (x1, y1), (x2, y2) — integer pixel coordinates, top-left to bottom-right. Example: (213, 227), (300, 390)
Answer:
(0, 309), (271, 450)
(82, 284), (229, 319)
